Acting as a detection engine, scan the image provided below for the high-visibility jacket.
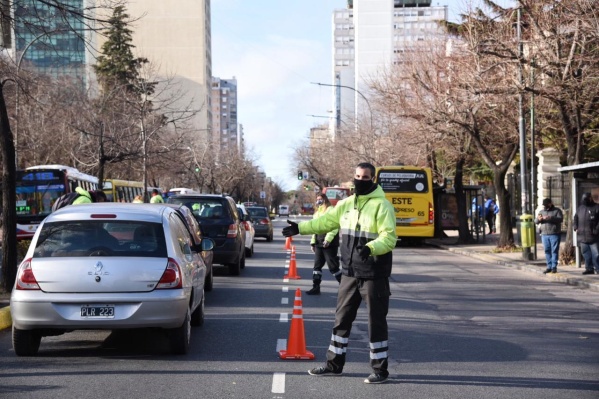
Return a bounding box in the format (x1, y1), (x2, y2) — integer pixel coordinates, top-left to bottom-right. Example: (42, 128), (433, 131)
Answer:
(72, 186), (92, 205)
(310, 205), (339, 247)
(150, 194), (164, 203)
(299, 185), (396, 278)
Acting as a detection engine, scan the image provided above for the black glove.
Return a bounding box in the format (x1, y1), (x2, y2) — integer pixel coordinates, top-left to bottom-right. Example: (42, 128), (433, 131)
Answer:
(358, 245), (371, 262)
(282, 220), (300, 237)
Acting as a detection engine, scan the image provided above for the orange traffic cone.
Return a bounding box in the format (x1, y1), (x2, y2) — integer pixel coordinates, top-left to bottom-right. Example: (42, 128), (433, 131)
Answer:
(284, 246), (300, 279)
(284, 236), (292, 250)
(279, 288), (315, 360)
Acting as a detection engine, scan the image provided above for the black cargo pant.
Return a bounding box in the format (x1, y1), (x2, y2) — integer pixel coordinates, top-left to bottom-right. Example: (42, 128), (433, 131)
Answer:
(325, 275), (390, 376)
(312, 245), (341, 285)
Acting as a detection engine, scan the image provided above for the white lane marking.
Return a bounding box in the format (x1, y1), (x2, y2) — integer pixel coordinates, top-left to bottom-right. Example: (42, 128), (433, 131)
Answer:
(282, 287), (289, 292)
(279, 313), (288, 322)
(272, 372), (285, 394)
(281, 297), (289, 305)
(283, 278), (289, 283)
(276, 338), (287, 352)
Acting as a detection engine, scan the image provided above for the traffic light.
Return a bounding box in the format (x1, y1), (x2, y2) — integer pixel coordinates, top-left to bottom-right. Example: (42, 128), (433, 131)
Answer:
(298, 171), (303, 180)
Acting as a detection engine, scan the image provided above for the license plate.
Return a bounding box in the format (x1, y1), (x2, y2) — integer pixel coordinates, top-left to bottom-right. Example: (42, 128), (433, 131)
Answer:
(81, 306), (115, 318)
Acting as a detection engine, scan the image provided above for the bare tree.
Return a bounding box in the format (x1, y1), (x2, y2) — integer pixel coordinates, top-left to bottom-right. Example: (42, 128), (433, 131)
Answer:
(0, 0), (124, 291)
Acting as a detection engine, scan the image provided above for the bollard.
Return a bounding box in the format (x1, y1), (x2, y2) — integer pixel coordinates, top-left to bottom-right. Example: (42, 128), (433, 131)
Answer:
(520, 214), (535, 260)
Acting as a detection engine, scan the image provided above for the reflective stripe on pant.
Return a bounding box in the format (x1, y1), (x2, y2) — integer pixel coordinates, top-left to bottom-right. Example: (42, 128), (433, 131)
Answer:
(312, 245), (341, 286)
(325, 275), (390, 374)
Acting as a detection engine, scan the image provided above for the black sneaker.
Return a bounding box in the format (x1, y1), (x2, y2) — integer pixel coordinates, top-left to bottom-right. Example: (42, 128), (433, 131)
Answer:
(543, 269), (552, 274)
(582, 270), (595, 275)
(306, 287), (320, 295)
(551, 269), (557, 273)
(308, 366), (342, 376)
(364, 373), (389, 384)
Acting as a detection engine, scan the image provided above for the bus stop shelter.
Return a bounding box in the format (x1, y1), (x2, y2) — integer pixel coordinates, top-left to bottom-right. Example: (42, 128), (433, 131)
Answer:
(557, 161), (599, 268)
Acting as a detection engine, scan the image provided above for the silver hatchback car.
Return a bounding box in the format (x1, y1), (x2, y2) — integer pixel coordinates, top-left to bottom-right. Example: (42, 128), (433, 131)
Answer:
(10, 203), (214, 356)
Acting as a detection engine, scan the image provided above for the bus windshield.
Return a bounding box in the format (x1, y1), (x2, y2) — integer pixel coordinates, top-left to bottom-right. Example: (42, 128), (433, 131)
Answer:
(16, 170), (66, 219)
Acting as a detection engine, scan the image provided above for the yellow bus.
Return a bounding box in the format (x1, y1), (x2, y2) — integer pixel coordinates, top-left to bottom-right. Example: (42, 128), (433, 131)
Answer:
(374, 165), (435, 240)
(103, 179), (159, 203)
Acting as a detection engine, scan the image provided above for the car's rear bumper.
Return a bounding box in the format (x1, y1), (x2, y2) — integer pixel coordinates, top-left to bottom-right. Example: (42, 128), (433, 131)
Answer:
(254, 226), (272, 237)
(10, 290), (189, 330)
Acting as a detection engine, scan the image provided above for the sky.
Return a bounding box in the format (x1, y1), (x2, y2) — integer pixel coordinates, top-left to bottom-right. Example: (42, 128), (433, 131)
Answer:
(210, 1), (511, 191)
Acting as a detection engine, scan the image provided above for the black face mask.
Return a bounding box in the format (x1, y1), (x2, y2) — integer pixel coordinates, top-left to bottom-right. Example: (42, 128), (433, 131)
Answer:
(353, 178), (374, 195)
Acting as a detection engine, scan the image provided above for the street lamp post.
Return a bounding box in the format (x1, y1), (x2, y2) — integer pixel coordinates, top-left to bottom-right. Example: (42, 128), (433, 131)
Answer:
(517, 7), (532, 260)
(310, 81), (373, 131)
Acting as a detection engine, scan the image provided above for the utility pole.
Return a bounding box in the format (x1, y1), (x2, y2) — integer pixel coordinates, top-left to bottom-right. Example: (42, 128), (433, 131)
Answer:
(518, 7), (532, 260)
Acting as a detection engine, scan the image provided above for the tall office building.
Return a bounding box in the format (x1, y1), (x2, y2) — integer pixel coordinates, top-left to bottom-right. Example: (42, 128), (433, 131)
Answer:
(12, 0), (95, 87)
(332, 0), (447, 133)
(121, 0), (213, 142)
(211, 77), (240, 154)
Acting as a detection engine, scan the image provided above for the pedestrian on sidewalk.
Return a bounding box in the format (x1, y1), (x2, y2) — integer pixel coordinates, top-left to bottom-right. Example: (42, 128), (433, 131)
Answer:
(573, 192), (599, 275)
(535, 198), (563, 274)
(282, 162), (397, 384)
(306, 193), (342, 295)
(484, 195), (499, 234)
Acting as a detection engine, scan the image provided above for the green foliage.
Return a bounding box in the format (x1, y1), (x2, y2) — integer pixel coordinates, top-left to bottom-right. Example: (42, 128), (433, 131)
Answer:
(93, 6), (152, 97)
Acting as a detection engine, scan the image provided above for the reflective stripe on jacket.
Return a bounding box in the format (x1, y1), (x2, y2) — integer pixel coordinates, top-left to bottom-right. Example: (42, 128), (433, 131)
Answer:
(299, 185), (396, 278)
(310, 205), (340, 246)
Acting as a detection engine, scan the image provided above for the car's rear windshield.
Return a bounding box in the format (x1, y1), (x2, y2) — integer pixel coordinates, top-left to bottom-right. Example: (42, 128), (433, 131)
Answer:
(33, 221), (167, 258)
(168, 197), (230, 219)
(247, 207), (268, 218)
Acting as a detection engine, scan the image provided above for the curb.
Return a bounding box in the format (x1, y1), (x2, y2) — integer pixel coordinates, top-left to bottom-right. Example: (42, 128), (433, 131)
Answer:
(432, 242), (599, 293)
(0, 306), (11, 331)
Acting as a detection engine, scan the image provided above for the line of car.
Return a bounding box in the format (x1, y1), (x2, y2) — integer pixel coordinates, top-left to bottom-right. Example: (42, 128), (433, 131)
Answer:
(9, 194), (275, 357)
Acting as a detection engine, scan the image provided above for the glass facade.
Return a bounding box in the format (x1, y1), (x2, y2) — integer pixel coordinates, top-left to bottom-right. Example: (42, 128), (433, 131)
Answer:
(14, 0), (86, 83)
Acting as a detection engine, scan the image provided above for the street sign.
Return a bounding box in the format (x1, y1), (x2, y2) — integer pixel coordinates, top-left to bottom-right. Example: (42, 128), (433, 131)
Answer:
(260, 191), (266, 199)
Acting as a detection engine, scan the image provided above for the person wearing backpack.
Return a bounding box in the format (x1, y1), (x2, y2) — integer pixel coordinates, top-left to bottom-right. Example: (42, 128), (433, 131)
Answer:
(52, 187), (106, 212)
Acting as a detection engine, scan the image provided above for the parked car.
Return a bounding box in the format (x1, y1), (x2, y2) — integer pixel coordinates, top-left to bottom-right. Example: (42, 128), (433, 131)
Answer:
(10, 203), (214, 356)
(237, 204), (255, 257)
(246, 206), (274, 242)
(167, 194), (246, 275)
(163, 203), (215, 291)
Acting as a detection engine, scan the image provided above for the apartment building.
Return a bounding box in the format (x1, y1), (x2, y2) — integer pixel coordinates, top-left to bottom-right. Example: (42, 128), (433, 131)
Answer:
(332, 0), (447, 133)
(211, 77), (240, 154)
(124, 0), (213, 142)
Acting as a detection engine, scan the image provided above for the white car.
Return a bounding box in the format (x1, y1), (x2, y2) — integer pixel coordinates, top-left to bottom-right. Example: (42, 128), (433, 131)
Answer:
(237, 204), (255, 258)
(10, 203), (214, 356)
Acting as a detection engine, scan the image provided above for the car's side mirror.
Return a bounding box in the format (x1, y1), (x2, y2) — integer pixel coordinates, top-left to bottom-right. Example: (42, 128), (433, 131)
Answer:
(200, 238), (215, 251)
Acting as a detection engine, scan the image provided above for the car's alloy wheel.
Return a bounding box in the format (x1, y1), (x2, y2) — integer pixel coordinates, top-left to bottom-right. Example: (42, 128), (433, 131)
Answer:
(169, 307), (191, 355)
(13, 326), (41, 357)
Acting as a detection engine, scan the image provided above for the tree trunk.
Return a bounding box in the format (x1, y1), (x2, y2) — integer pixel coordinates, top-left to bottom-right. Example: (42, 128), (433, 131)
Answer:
(0, 83), (18, 292)
(494, 170), (515, 248)
(454, 156), (475, 244)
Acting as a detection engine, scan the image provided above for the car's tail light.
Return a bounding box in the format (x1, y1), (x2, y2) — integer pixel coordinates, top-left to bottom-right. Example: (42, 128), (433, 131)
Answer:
(429, 202), (434, 224)
(156, 259), (182, 289)
(258, 218), (269, 225)
(227, 224), (238, 238)
(16, 259), (40, 290)
(242, 221), (251, 231)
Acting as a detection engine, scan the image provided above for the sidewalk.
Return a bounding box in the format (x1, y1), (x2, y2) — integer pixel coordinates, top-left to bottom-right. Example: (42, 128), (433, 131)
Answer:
(428, 229), (599, 293)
